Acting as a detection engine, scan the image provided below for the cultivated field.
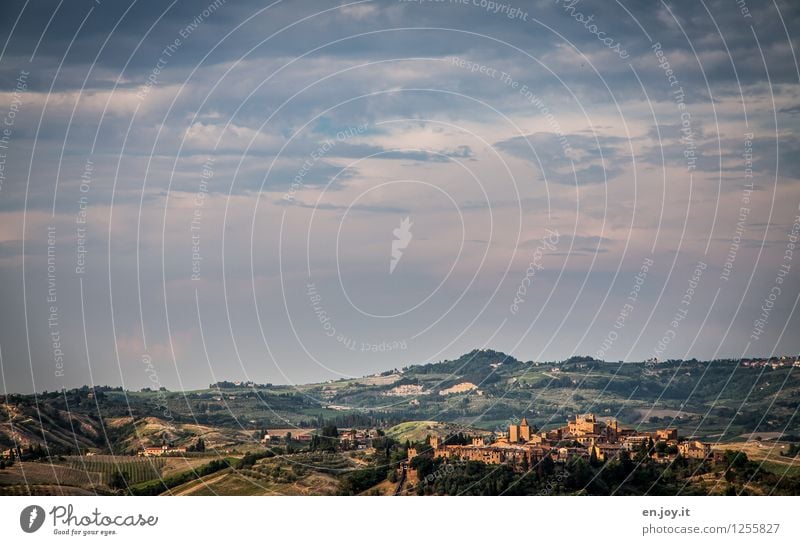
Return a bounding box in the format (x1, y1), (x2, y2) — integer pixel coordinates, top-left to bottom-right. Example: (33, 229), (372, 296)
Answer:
(0, 461), (105, 490)
(0, 484), (96, 496)
(64, 455), (165, 486)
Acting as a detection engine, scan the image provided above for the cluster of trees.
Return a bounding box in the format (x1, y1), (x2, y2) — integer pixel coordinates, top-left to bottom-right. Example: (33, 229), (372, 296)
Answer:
(441, 433), (471, 446)
(714, 450), (800, 495)
(187, 437), (206, 452)
(2, 444), (59, 461)
(109, 470), (129, 489)
(339, 433), (398, 495)
(410, 350), (516, 374)
(208, 381), (273, 389)
(306, 413), (386, 429)
(412, 458), (540, 496)
(236, 450), (275, 469)
(408, 451), (694, 496)
(339, 466), (387, 495)
(310, 425), (340, 452)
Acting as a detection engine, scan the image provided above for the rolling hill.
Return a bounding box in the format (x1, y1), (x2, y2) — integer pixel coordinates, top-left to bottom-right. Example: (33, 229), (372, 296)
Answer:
(2, 349), (800, 455)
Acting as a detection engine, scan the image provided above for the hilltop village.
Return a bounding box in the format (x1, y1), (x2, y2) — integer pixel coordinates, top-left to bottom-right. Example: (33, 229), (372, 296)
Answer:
(409, 414), (715, 468)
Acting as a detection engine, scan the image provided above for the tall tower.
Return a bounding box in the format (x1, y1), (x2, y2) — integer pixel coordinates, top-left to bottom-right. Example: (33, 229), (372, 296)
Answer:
(430, 435), (440, 449)
(519, 417), (531, 442)
(509, 424), (519, 443)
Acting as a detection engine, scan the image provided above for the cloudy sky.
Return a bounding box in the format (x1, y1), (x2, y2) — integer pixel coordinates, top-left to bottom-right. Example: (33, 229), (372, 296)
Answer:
(1, 0), (799, 392)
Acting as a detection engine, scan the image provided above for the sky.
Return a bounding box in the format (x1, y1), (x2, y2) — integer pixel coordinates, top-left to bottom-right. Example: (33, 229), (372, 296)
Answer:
(0, 0), (799, 392)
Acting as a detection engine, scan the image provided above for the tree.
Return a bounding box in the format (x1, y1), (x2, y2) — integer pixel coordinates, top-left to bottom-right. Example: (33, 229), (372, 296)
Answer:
(618, 450), (633, 473)
(566, 457), (592, 490)
(724, 450), (748, 469)
(321, 425), (339, 438)
(782, 443), (800, 457)
(109, 471), (129, 490)
(539, 455), (555, 476)
(410, 455), (434, 480)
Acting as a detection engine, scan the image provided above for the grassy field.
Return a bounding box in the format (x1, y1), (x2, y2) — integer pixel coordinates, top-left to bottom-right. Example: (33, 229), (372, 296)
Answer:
(166, 469), (265, 495)
(757, 460), (800, 478)
(167, 452), (351, 496)
(168, 467), (342, 496)
(713, 441), (800, 477)
(159, 456), (218, 476)
(359, 478), (396, 496)
(386, 420), (489, 442)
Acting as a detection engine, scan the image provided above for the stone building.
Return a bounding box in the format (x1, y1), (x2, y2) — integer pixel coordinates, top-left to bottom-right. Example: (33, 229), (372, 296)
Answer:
(509, 417), (533, 443)
(678, 440), (711, 459)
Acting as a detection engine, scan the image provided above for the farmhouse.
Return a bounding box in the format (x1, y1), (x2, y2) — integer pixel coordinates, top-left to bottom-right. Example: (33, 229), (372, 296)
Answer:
(138, 445), (187, 457)
(678, 440), (711, 459)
